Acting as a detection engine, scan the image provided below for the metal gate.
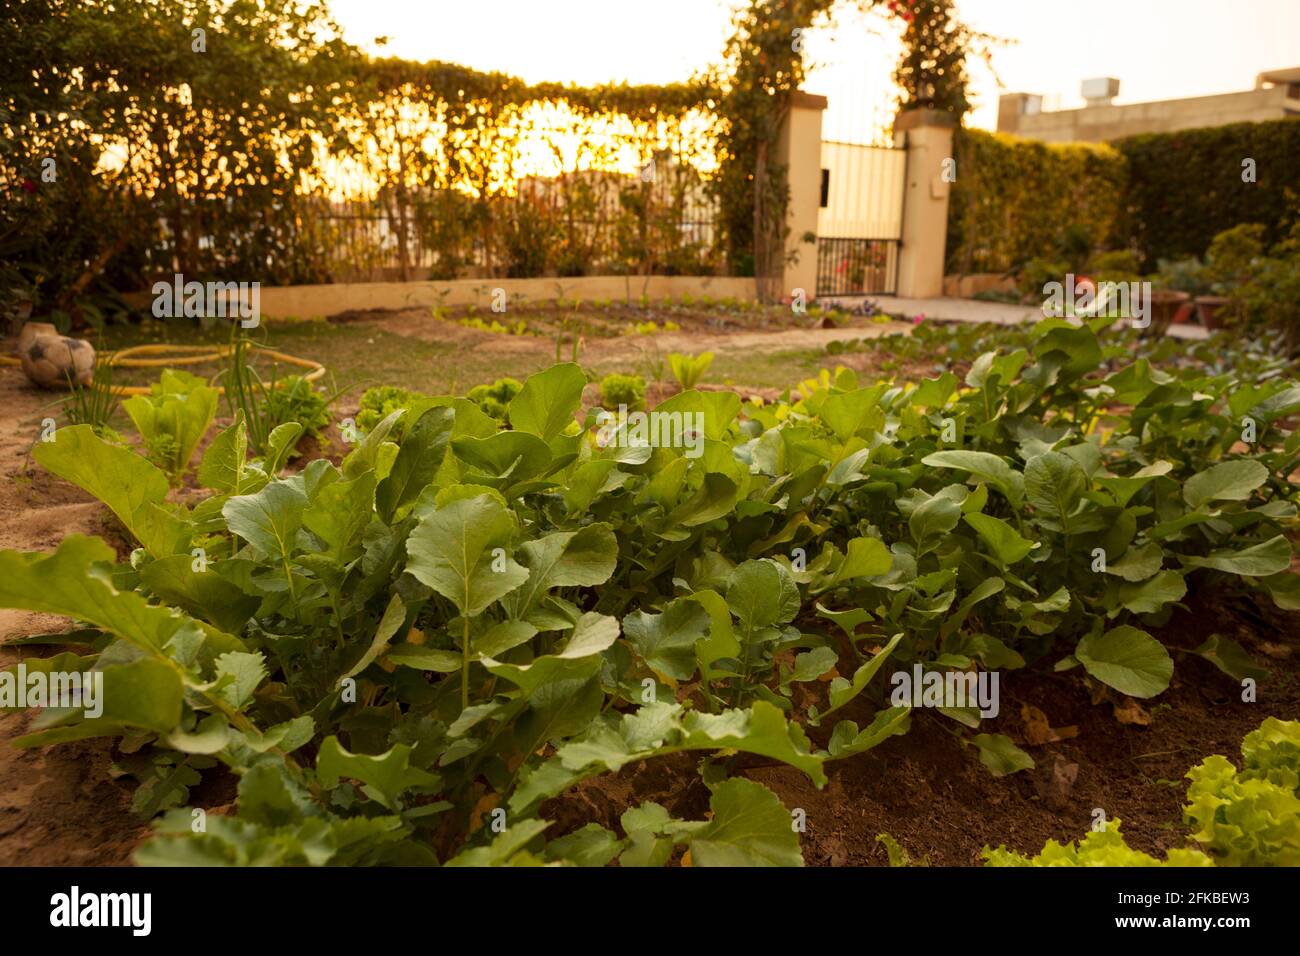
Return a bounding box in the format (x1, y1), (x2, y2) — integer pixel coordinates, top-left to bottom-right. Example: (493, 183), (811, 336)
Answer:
(815, 140), (907, 296)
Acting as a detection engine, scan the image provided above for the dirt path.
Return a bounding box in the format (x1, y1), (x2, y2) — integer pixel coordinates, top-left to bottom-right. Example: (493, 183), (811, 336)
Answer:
(353, 308), (910, 361)
(0, 367), (145, 865)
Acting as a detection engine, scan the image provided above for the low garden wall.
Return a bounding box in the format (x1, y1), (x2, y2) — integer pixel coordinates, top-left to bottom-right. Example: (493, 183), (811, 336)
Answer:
(122, 275), (761, 321)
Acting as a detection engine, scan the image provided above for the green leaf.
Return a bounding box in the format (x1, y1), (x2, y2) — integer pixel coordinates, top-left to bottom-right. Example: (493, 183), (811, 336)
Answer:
(445, 820), (550, 867)
(665, 472), (739, 528)
(484, 612), (619, 693)
(213, 651), (267, 709)
(223, 481), (307, 562)
(198, 413), (250, 494)
(262, 422), (304, 476)
(473, 619), (539, 658)
(508, 363), (587, 441)
(1075, 626), (1173, 698)
(1117, 570), (1187, 615)
(316, 738), (437, 810)
(1025, 452), (1087, 527)
(139, 555), (260, 634)
(727, 559), (800, 629)
(822, 633), (903, 719)
(451, 431), (553, 484)
(971, 733), (1035, 777)
(963, 513), (1035, 565)
(0, 535), (207, 655)
(685, 589), (740, 681)
(376, 405), (454, 521)
(544, 823), (624, 867)
(1106, 541), (1164, 582)
(405, 495), (527, 617)
(1190, 634), (1267, 682)
(1183, 460), (1268, 510)
(343, 593), (406, 679)
(827, 537), (893, 585)
(820, 385), (883, 441)
(33, 425), (187, 557)
(302, 471), (375, 564)
(624, 599), (710, 681)
(1096, 461), (1173, 507)
(826, 705), (912, 759)
(510, 700), (826, 813)
(1180, 535), (1292, 577)
(504, 524), (617, 618)
(124, 374), (218, 479)
(909, 493), (962, 544)
(922, 450), (1024, 507)
(689, 779), (803, 867)
(386, 646), (462, 672)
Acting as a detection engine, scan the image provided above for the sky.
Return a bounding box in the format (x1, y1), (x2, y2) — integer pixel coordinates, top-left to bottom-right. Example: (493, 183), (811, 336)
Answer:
(327, 0), (1300, 136)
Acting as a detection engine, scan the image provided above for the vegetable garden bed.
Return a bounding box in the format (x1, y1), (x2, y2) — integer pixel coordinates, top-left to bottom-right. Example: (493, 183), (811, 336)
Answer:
(2, 316), (1298, 866)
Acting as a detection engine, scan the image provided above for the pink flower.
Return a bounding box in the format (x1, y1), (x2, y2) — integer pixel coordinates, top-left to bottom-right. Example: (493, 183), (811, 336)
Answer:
(912, 313), (925, 325)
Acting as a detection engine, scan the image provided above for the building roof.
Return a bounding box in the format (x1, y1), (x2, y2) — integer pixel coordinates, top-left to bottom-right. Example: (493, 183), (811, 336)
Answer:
(1258, 66), (1300, 86)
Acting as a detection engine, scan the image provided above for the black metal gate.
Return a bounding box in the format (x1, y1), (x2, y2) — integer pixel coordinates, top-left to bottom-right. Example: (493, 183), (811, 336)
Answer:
(815, 140), (907, 297)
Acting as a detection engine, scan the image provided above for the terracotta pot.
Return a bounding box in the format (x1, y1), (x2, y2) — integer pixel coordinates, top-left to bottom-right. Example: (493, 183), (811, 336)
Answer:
(1171, 302), (1195, 324)
(1195, 295), (1230, 330)
(1142, 290), (1190, 337)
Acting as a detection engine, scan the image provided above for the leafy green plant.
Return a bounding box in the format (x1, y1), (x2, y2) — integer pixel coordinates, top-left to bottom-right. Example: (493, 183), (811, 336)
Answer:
(3, 321), (1299, 868)
(123, 369), (218, 484)
(357, 385), (425, 434)
(1184, 718), (1300, 865)
(599, 373), (646, 411)
(667, 351), (714, 389)
(459, 317), (530, 336)
(466, 377), (524, 420)
(265, 375), (331, 438)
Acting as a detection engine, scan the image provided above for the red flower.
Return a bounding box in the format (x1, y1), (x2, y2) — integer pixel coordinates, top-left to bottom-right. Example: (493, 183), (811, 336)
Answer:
(21, 178), (37, 194)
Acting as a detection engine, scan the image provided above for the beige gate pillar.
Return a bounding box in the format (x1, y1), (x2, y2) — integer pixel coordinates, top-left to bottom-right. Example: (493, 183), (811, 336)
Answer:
(775, 91), (827, 301)
(893, 109), (957, 299)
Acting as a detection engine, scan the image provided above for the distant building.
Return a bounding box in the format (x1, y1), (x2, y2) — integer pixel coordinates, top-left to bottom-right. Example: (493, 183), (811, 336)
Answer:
(997, 67), (1300, 142)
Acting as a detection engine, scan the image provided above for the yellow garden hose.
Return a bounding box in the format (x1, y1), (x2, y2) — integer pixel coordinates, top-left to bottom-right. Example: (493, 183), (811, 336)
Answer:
(4, 342), (326, 397)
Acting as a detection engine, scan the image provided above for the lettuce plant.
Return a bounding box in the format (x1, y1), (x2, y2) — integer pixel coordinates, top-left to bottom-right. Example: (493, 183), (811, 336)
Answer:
(122, 369), (218, 484)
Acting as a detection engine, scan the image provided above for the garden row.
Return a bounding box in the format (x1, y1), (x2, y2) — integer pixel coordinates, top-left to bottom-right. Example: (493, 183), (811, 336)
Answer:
(3, 318), (1300, 864)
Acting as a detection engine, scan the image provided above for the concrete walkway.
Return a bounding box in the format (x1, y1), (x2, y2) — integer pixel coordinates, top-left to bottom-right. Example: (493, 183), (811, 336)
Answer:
(825, 294), (1210, 341)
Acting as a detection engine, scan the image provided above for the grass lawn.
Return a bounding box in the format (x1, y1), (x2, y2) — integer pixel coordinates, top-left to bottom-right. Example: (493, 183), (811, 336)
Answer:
(90, 312), (854, 403)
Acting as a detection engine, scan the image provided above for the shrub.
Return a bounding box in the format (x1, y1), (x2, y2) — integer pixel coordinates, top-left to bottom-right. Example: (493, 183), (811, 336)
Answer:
(1017, 257), (1069, 300)
(599, 373), (646, 411)
(947, 128), (1126, 275)
(1114, 118), (1300, 268)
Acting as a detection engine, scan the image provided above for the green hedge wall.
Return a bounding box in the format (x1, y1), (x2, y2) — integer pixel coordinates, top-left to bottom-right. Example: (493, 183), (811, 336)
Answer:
(946, 119), (1300, 276)
(946, 128), (1127, 274)
(1114, 118), (1300, 268)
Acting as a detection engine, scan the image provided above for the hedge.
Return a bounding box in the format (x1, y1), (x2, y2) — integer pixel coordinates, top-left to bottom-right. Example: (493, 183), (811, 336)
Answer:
(946, 128), (1127, 275)
(946, 119), (1300, 275)
(1114, 118), (1300, 268)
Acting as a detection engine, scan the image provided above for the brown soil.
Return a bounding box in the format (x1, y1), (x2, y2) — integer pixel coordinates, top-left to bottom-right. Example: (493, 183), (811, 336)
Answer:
(547, 586), (1300, 866)
(339, 304), (906, 363)
(0, 367), (145, 866)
